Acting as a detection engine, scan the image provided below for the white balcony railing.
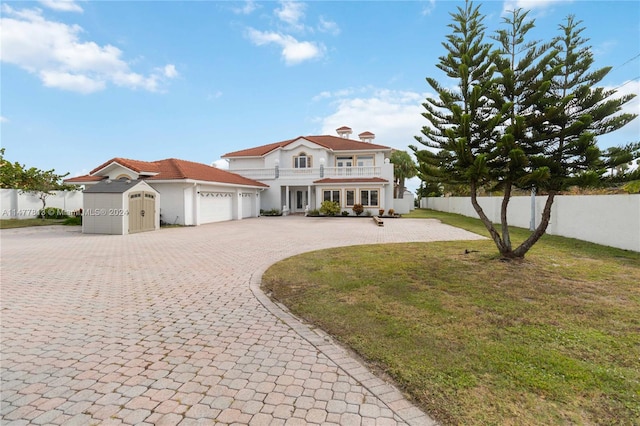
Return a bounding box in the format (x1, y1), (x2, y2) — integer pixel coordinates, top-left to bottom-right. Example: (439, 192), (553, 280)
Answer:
(229, 166), (384, 181)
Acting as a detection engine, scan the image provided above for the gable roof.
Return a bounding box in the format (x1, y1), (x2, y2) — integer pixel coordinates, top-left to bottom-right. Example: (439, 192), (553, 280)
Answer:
(83, 179), (152, 194)
(65, 157), (268, 188)
(222, 135), (392, 158)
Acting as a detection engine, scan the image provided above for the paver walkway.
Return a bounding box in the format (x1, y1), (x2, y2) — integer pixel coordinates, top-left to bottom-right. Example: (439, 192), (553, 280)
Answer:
(1, 216), (485, 425)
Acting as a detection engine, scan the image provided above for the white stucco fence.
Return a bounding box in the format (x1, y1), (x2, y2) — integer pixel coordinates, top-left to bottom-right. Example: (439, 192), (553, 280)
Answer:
(420, 194), (640, 252)
(1, 189), (83, 219)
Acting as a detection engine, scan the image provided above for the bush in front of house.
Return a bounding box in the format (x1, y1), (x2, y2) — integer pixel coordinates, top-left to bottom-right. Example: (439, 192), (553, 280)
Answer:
(38, 207), (68, 219)
(341, 210), (349, 216)
(352, 204), (364, 216)
(260, 208), (281, 216)
(319, 200), (340, 216)
(307, 209), (320, 216)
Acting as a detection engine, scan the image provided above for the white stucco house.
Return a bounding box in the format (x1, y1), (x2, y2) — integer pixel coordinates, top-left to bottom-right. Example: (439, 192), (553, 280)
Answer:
(65, 157), (268, 230)
(221, 127), (396, 215)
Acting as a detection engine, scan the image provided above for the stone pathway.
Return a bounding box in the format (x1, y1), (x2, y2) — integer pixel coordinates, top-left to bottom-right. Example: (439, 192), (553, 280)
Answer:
(1, 217), (485, 425)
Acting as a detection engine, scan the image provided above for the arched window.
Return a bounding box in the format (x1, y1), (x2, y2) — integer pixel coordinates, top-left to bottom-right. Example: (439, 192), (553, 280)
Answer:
(294, 152), (312, 168)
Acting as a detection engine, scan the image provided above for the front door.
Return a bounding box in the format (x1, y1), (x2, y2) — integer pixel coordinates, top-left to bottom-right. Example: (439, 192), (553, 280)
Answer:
(296, 190), (307, 211)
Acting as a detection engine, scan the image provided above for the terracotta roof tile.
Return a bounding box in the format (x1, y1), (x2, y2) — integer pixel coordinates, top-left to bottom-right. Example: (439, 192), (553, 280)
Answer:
(70, 157), (268, 188)
(222, 135), (391, 158)
(64, 175), (106, 183)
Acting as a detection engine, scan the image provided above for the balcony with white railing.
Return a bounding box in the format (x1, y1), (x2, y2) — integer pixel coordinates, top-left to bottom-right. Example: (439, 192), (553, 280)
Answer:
(229, 166), (388, 181)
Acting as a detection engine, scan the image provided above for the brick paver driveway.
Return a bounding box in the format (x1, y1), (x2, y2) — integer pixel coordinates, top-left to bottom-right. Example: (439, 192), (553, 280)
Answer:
(1, 216), (484, 425)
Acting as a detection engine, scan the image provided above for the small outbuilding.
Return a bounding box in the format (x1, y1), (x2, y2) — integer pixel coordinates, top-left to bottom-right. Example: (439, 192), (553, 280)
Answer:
(83, 178), (160, 235)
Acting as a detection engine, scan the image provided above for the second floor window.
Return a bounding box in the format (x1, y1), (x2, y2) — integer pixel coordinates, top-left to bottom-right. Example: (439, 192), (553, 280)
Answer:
(294, 152), (311, 168)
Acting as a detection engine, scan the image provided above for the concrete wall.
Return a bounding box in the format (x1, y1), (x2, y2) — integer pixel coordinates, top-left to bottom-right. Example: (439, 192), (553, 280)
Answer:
(393, 191), (415, 214)
(1, 189), (83, 219)
(420, 194), (640, 252)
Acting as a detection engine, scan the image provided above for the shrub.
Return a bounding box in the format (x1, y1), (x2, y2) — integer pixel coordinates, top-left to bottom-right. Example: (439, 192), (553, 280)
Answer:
(63, 216), (81, 226)
(319, 200), (341, 216)
(388, 208), (395, 216)
(352, 203), (364, 216)
(379, 209), (385, 216)
(261, 208), (281, 216)
(38, 207), (68, 219)
(308, 209), (320, 216)
(341, 210), (349, 216)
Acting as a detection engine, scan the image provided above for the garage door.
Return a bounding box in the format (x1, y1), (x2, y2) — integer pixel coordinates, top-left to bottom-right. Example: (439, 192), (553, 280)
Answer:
(241, 193), (254, 218)
(199, 192), (233, 223)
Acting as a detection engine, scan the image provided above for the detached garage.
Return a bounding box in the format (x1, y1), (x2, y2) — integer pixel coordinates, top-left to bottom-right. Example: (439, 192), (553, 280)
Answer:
(65, 157), (268, 229)
(83, 179), (160, 235)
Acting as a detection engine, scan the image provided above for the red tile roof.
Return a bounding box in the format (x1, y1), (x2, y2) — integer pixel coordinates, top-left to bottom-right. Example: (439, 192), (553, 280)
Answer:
(222, 135), (391, 158)
(66, 157), (268, 187)
(313, 177), (389, 184)
(65, 175), (106, 183)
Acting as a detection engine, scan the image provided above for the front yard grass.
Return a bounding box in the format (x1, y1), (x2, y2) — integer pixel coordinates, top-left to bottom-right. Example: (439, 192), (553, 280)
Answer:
(0, 218), (67, 229)
(262, 209), (640, 425)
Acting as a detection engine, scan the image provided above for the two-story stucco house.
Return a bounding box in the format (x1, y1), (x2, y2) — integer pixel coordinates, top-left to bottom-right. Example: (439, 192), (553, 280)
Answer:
(222, 127), (395, 215)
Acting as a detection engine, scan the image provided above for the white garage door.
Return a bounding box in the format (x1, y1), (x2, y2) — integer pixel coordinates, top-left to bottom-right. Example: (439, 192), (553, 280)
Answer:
(199, 192), (233, 223)
(241, 193), (254, 218)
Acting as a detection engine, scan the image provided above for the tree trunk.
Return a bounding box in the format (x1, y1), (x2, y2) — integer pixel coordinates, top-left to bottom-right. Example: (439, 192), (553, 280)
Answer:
(470, 182), (506, 252)
(512, 191), (556, 258)
(500, 183), (512, 252)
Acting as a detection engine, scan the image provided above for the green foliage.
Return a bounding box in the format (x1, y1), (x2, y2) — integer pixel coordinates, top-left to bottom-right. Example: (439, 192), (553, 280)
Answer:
(622, 180), (640, 194)
(341, 210), (349, 216)
(63, 216), (82, 226)
(413, 1), (637, 259)
(260, 208), (281, 216)
(352, 203), (364, 216)
(319, 200), (340, 216)
(307, 209), (320, 216)
(0, 148), (76, 211)
(38, 208), (68, 219)
(390, 150), (417, 199)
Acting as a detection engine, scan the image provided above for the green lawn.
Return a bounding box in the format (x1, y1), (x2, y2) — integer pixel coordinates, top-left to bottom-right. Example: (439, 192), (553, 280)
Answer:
(263, 209), (640, 425)
(0, 216), (81, 228)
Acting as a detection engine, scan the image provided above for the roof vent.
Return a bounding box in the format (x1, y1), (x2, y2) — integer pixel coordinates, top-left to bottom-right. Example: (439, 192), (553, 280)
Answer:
(358, 131), (375, 143)
(336, 126), (352, 139)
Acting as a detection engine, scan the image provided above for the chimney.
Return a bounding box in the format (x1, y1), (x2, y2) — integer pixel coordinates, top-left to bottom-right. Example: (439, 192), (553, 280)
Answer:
(336, 126), (352, 139)
(358, 131), (375, 143)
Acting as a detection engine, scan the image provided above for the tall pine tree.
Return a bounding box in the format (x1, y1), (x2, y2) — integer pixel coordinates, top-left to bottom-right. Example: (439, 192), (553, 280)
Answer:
(415, 1), (637, 259)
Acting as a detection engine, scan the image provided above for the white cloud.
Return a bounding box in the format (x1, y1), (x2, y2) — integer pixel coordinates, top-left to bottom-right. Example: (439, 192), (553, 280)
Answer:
(40, 70), (105, 93)
(319, 88), (426, 149)
(246, 28), (324, 65)
(421, 0), (436, 16)
(317, 16), (339, 35)
(232, 0), (259, 15)
(0, 5), (177, 94)
(211, 159), (229, 169)
(0, 116), (9, 123)
(502, 0), (573, 14)
(598, 79), (640, 149)
(39, 0), (83, 13)
(275, 1), (306, 31)
(162, 64), (178, 78)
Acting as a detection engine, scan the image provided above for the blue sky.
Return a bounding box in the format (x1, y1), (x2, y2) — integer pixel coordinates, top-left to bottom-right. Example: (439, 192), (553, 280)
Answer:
(1, 0), (639, 192)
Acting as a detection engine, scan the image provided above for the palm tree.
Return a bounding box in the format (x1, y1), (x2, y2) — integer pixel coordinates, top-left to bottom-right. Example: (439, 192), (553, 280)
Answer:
(389, 150), (417, 199)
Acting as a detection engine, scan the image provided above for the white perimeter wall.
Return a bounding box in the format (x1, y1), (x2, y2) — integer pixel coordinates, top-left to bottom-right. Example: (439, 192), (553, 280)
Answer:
(1, 189), (83, 219)
(420, 195), (640, 252)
